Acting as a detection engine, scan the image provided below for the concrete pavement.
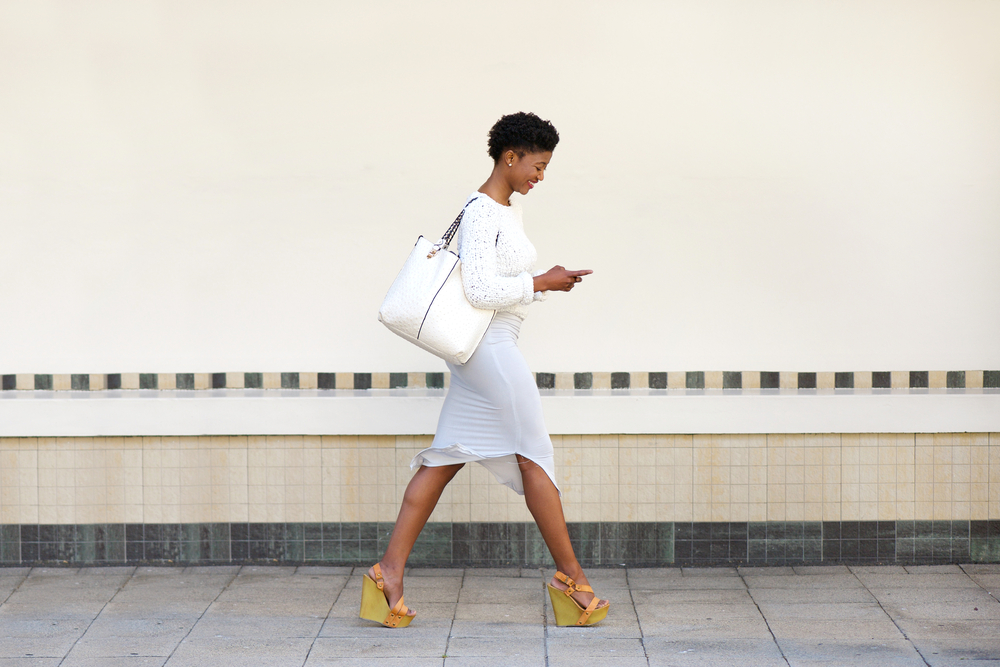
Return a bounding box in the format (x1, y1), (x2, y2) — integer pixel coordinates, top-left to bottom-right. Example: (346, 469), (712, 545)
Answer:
(0, 564), (998, 666)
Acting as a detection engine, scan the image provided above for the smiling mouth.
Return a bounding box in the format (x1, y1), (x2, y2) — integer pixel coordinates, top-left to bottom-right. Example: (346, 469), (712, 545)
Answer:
(527, 182), (535, 189)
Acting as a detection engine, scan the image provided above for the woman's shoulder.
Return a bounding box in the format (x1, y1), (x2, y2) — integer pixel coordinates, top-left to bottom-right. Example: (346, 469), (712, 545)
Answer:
(463, 192), (500, 224)
(465, 191), (521, 217)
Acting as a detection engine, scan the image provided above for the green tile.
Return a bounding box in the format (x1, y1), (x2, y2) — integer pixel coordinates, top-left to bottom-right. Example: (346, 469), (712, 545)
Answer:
(75, 541), (97, 564)
(0, 540), (20, 564)
(524, 524), (555, 567)
(971, 538), (1000, 563)
(283, 540), (303, 562)
(304, 540), (323, 561)
(180, 540), (203, 562)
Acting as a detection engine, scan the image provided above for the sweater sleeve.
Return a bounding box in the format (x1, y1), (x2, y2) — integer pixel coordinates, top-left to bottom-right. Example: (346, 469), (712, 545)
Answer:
(459, 203), (536, 310)
(532, 269), (547, 302)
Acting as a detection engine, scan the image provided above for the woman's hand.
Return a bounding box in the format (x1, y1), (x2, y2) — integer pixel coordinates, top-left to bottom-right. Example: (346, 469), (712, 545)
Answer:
(533, 266), (593, 293)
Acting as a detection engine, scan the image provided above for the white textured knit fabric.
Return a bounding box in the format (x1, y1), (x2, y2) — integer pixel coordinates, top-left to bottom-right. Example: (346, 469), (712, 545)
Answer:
(455, 192), (545, 319)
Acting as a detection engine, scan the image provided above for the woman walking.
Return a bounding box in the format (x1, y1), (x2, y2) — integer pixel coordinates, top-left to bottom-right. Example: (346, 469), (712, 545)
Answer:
(361, 112), (609, 628)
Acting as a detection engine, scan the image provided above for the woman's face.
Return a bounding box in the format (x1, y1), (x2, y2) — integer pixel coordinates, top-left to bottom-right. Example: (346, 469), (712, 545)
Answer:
(505, 150), (553, 196)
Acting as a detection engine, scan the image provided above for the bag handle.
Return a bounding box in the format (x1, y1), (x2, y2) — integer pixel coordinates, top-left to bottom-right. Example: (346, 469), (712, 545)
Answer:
(427, 197), (481, 258)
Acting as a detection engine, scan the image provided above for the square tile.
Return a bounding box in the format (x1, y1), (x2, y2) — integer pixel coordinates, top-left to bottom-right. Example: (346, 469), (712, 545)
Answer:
(835, 372), (854, 389)
(760, 372), (780, 389)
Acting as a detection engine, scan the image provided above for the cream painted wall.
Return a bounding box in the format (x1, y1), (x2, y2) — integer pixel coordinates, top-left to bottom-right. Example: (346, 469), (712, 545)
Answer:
(2, 1), (998, 374)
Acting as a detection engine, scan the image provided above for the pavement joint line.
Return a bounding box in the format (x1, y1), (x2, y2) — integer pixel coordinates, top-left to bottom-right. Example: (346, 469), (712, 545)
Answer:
(0, 568), (30, 606)
(541, 567), (550, 667)
(160, 562), (242, 666)
(299, 565), (353, 666)
(56, 565), (136, 666)
(736, 565), (791, 667)
(441, 567), (465, 663)
(624, 567), (652, 667)
(847, 564), (933, 667)
(961, 563), (1000, 607)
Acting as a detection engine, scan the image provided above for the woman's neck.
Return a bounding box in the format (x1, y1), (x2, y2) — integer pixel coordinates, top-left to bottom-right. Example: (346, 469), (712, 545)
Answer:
(478, 168), (513, 206)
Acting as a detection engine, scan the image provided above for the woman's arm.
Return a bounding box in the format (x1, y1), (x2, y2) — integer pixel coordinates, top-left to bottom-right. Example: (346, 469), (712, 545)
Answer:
(460, 207), (536, 309)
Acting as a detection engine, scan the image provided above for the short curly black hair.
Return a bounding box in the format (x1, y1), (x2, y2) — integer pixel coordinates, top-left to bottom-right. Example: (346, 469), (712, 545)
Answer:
(487, 112), (559, 163)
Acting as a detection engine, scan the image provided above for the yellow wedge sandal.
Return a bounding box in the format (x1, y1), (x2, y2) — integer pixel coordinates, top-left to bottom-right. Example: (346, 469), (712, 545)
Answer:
(547, 571), (609, 626)
(359, 563), (414, 628)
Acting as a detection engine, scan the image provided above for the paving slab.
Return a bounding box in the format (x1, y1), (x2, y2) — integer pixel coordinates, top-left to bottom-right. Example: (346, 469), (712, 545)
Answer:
(0, 634), (81, 659)
(777, 639), (926, 666)
(293, 566), (353, 575)
(308, 660), (445, 667)
(185, 616), (323, 639)
(908, 638), (1000, 665)
(749, 587), (876, 604)
(743, 574), (863, 589)
(681, 567), (738, 577)
(462, 568), (521, 577)
(868, 586), (999, 604)
(448, 620), (544, 639)
(308, 635), (448, 658)
(645, 638), (786, 666)
(739, 566), (796, 576)
(765, 617), (905, 641)
(633, 601), (764, 621)
(1, 564), (997, 664)
(65, 618), (194, 657)
(755, 602), (887, 620)
(880, 600), (1000, 621)
(548, 657), (649, 667)
(631, 588), (752, 605)
(970, 574), (1000, 592)
(852, 572), (982, 588)
(453, 603), (541, 623)
(792, 565), (851, 575)
(443, 636), (545, 657)
(639, 616), (774, 640)
(546, 636), (645, 658)
(166, 636), (313, 663)
(894, 617), (1000, 639)
(62, 658), (167, 667)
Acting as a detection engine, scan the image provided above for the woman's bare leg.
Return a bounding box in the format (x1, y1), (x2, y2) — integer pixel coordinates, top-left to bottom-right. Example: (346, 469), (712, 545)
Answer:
(517, 454), (608, 609)
(369, 463), (465, 615)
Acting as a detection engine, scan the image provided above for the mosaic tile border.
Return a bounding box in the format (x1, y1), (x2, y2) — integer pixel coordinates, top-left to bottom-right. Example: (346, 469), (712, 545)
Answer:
(2, 521), (998, 567)
(2, 371), (998, 392)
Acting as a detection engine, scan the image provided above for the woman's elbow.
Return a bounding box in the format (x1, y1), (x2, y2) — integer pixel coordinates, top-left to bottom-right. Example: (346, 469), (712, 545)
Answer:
(464, 287), (497, 310)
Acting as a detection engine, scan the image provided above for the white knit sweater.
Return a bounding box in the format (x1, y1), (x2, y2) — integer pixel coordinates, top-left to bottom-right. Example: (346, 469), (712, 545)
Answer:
(455, 192), (545, 319)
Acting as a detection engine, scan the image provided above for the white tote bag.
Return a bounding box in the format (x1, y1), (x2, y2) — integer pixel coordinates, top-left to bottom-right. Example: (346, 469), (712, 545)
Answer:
(378, 198), (496, 365)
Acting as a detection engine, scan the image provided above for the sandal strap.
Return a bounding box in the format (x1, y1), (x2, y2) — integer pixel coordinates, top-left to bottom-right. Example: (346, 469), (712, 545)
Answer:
(384, 596), (409, 627)
(553, 571), (593, 596)
(576, 596), (602, 626)
(372, 563), (384, 591)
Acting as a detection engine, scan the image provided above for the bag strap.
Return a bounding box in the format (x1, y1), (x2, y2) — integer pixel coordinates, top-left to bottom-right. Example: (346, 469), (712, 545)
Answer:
(428, 196), (481, 257)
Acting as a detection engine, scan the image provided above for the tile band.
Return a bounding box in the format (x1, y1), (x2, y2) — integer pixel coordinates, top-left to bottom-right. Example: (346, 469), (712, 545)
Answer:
(3, 521), (998, 567)
(2, 371), (998, 391)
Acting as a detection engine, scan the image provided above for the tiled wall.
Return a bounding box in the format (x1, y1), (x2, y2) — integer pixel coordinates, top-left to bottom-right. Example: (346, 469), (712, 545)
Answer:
(1, 434), (998, 526)
(0, 433), (997, 566)
(3, 370), (999, 391)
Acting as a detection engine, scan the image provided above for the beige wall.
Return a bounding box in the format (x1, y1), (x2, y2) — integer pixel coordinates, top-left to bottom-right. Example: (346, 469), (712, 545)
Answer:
(1, 433), (997, 525)
(2, 1), (998, 374)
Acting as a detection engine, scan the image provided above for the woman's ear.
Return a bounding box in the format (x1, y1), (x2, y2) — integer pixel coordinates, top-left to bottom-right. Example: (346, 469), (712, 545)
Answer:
(505, 150), (515, 167)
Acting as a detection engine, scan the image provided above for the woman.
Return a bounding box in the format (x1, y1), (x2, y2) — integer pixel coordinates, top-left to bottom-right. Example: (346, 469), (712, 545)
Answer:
(360, 112), (609, 628)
